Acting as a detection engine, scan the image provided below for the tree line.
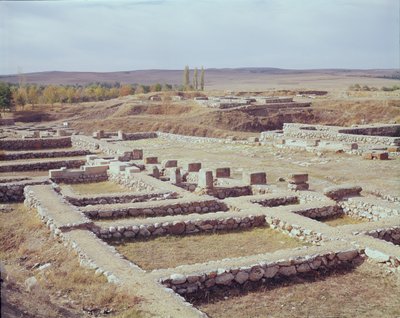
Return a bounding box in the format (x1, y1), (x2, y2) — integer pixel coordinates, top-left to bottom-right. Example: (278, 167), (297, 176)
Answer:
(183, 66), (205, 91)
(0, 81), (175, 110)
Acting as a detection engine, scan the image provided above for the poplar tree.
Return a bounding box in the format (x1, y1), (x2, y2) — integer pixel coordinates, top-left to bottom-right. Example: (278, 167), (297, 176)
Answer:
(200, 66), (205, 91)
(193, 67), (198, 90)
(183, 65), (190, 89)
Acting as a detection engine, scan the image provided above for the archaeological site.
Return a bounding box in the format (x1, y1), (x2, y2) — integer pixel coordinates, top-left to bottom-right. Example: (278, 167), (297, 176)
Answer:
(1, 1), (400, 317)
(1, 87), (399, 317)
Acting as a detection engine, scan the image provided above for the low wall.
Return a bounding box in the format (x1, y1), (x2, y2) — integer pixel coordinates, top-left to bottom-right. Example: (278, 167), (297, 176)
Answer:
(0, 159), (85, 173)
(50, 165), (108, 184)
(161, 249), (361, 297)
(366, 227), (400, 245)
(82, 196), (227, 219)
(63, 190), (175, 206)
(251, 196), (298, 207)
(0, 178), (49, 202)
(279, 123), (400, 146)
(202, 186), (252, 199)
(0, 136), (72, 150)
(0, 149), (90, 161)
(340, 197), (400, 221)
(123, 132), (158, 140)
(108, 172), (156, 192)
(94, 214), (266, 240)
(339, 125), (400, 137)
(290, 203), (343, 220)
(71, 135), (128, 155)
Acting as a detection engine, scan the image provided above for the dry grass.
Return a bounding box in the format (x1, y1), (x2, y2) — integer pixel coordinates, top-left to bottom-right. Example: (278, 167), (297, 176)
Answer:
(198, 261), (400, 318)
(113, 227), (309, 270)
(322, 214), (366, 227)
(65, 181), (127, 195)
(0, 204), (144, 318)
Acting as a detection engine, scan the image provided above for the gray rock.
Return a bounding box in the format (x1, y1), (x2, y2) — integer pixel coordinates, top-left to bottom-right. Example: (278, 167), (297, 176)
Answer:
(365, 248), (390, 263)
(170, 273), (187, 285)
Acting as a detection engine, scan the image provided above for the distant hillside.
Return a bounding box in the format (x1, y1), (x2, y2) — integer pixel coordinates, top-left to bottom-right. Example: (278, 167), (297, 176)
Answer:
(0, 68), (398, 90)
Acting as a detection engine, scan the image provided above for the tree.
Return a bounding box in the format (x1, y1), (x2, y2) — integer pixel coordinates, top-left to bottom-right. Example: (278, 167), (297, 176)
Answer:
(13, 86), (27, 107)
(200, 66), (205, 91)
(119, 84), (134, 96)
(42, 85), (59, 106)
(27, 85), (39, 107)
(183, 65), (190, 89)
(193, 67), (198, 90)
(0, 83), (12, 111)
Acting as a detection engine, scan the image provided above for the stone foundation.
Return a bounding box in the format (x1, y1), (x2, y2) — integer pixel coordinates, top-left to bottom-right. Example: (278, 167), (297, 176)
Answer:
(0, 136), (72, 150)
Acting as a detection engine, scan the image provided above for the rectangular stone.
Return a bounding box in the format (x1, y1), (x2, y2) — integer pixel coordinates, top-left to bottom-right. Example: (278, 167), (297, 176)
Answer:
(374, 152), (389, 160)
(198, 169), (213, 188)
(243, 172), (267, 185)
(363, 152), (373, 160)
(145, 157), (158, 164)
(288, 173), (308, 184)
(162, 160), (178, 168)
(215, 167), (231, 178)
(132, 149), (143, 160)
(387, 146), (400, 152)
(186, 162), (202, 172)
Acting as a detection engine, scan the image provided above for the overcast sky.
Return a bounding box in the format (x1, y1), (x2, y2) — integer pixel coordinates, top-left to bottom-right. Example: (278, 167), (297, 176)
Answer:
(0, 0), (398, 74)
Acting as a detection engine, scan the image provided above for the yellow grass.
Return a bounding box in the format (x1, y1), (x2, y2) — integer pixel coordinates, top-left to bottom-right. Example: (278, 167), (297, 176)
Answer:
(322, 214), (366, 227)
(65, 181), (127, 195)
(0, 204), (144, 317)
(114, 227), (309, 270)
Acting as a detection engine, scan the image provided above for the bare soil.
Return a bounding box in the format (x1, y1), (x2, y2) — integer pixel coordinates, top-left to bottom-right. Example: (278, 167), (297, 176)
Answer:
(322, 215), (366, 227)
(113, 227), (308, 270)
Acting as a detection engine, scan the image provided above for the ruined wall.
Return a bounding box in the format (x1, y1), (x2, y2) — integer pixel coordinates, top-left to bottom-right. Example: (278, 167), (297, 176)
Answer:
(161, 249), (361, 297)
(0, 137), (72, 150)
(0, 149), (90, 161)
(0, 178), (49, 202)
(0, 159), (85, 173)
(94, 214), (266, 240)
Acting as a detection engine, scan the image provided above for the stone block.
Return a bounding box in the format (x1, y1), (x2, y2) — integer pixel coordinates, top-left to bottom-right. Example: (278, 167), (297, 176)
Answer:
(306, 139), (320, 147)
(288, 173), (308, 184)
(198, 169), (213, 188)
(374, 152), (389, 160)
(243, 172), (267, 185)
(186, 162), (202, 172)
(169, 167), (182, 184)
(151, 166), (160, 179)
(132, 149), (143, 160)
(125, 166), (141, 174)
(117, 130), (126, 140)
(215, 167), (231, 178)
(248, 137), (259, 143)
(288, 182), (309, 191)
(162, 160), (178, 168)
(145, 157), (158, 164)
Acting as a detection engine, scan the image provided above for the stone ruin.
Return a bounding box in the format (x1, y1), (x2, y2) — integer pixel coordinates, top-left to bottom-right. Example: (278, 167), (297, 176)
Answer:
(0, 121), (399, 317)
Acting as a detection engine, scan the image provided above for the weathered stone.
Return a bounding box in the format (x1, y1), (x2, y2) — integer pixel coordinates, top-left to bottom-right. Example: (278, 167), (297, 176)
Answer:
(169, 221), (185, 235)
(365, 248), (390, 263)
(170, 273), (186, 285)
(249, 266), (265, 281)
(198, 169), (213, 188)
(264, 266), (279, 278)
(234, 271), (249, 284)
(215, 272), (234, 285)
(278, 266), (297, 276)
(337, 250), (358, 261)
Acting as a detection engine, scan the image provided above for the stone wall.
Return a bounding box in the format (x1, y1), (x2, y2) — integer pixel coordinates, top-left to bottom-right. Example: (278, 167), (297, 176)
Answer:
(275, 123), (400, 146)
(0, 149), (90, 161)
(108, 172), (156, 192)
(63, 190), (175, 206)
(161, 249), (361, 297)
(94, 214), (266, 240)
(82, 196), (227, 219)
(290, 204), (343, 220)
(50, 165), (108, 184)
(123, 132), (158, 140)
(366, 227), (400, 245)
(0, 136), (72, 150)
(339, 197), (400, 221)
(251, 196), (298, 207)
(338, 125), (400, 137)
(0, 159), (85, 173)
(201, 186), (252, 199)
(0, 178), (48, 202)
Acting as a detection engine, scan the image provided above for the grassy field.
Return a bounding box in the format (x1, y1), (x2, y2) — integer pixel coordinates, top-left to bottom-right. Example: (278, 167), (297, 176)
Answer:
(0, 204), (143, 318)
(113, 227), (309, 270)
(198, 261), (400, 318)
(322, 214), (366, 227)
(63, 181), (127, 195)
